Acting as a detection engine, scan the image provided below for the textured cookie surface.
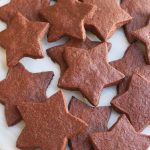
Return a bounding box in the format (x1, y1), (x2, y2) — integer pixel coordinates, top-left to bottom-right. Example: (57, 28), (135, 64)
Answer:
(84, 0), (131, 40)
(132, 19), (150, 64)
(136, 65), (150, 80)
(111, 74), (150, 131)
(40, 0), (96, 41)
(0, 0), (50, 23)
(0, 63), (54, 126)
(69, 97), (111, 150)
(121, 0), (150, 43)
(17, 91), (87, 150)
(59, 43), (124, 106)
(47, 38), (100, 76)
(90, 115), (150, 150)
(110, 43), (146, 93)
(0, 12), (49, 67)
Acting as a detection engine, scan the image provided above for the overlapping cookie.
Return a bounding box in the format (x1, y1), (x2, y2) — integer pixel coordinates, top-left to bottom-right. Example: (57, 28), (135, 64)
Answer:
(90, 115), (150, 150)
(0, 12), (49, 67)
(59, 43), (124, 106)
(110, 43), (146, 93)
(83, 0), (132, 40)
(17, 91), (87, 150)
(111, 73), (150, 131)
(47, 38), (101, 77)
(132, 18), (150, 64)
(40, 0), (96, 41)
(121, 0), (150, 43)
(69, 97), (111, 150)
(0, 63), (54, 126)
(0, 0), (50, 23)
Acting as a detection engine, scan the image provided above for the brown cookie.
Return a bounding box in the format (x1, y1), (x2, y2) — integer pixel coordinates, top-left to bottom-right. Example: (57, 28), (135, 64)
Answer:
(132, 18), (150, 64)
(69, 97), (111, 150)
(110, 43), (146, 94)
(0, 0), (50, 24)
(59, 43), (124, 106)
(0, 12), (49, 67)
(83, 0), (132, 40)
(121, 0), (150, 43)
(17, 91), (87, 150)
(90, 115), (150, 150)
(40, 0), (96, 42)
(136, 65), (150, 80)
(111, 73), (150, 131)
(47, 38), (100, 76)
(0, 63), (54, 126)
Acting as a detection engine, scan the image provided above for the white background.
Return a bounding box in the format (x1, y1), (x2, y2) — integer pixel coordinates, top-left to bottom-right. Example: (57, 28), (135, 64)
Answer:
(0, 0), (149, 150)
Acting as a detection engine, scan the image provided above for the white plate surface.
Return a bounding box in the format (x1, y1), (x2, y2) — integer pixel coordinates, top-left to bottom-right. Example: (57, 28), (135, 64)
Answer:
(0, 0), (149, 150)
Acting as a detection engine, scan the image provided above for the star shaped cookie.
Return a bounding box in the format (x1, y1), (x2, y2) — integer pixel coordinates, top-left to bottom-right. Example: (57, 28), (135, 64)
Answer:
(110, 43), (146, 94)
(47, 38), (100, 76)
(0, 63), (54, 126)
(132, 18), (150, 64)
(0, 12), (49, 67)
(111, 73), (150, 131)
(17, 91), (87, 150)
(59, 43), (124, 106)
(90, 115), (150, 150)
(121, 0), (150, 43)
(84, 0), (132, 40)
(0, 0), (50, 23)
(40, 0), (96, 42)
(69, 97), (111, 150)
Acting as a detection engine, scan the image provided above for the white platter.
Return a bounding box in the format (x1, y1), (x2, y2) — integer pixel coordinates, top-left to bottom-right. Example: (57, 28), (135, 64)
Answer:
(0, 0), (149, 150)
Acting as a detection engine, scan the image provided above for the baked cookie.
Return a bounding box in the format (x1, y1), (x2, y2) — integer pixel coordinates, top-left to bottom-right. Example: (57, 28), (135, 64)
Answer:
(111, 73), (150, 131)
(132, 18), (150, 64)
(17, 91), (87, 150)
(121, 0), (150, 43)
(0, 63), (54, 126)
(90, 115), (150, 150)
(84, 0), (132, 40)
(47, 38), (100, 76)
(59, 43), (124, 106)
(69, 97), (111, 150)
(40, 0), (96, 42)
(0, 0), (50, 23)
(110, 43), (146, 94)
(0, 12), (49, 67)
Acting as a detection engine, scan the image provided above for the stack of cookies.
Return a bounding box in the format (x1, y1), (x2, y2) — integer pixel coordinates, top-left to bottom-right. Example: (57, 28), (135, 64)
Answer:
(0, 0), (150, 150)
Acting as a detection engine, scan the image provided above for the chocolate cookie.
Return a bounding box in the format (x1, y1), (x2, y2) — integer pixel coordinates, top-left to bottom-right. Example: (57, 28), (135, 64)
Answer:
(83, 0), (132, 40)
(136, 65), (150, 80)
(110, 43), (146, 94)
(132, 18), (150, 64)
(0, 63), (54, 126)
(47, 38), (100, 76)
(69, 97), (111, 150)
(121, 0), (150, 43)
(59, 43), (124, 106)
(90, 115), (150, 150)
(0, 12), (49, 67)
(40, 0), (96, 42)
(111, 73), (150, 131)
(17, 91), (87, 150)
(0, 0), (50, 24)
